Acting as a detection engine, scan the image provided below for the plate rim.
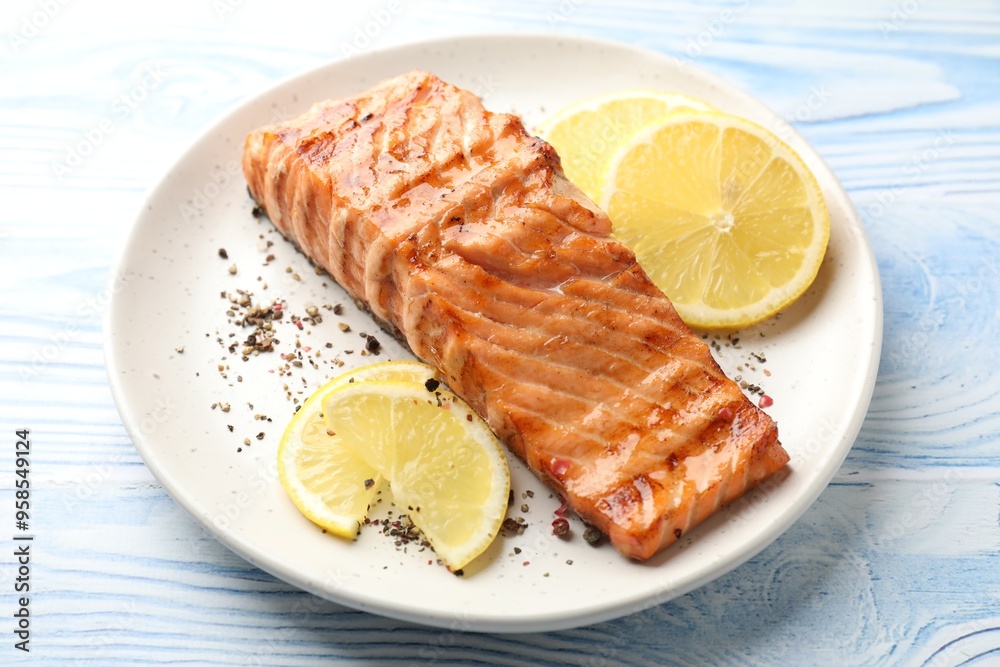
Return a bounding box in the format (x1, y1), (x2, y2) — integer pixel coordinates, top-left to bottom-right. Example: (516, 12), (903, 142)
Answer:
(103, 30), (883, 633)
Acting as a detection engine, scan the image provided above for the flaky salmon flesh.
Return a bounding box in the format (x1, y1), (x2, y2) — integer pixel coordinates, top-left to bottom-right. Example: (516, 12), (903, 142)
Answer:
(242, 70), (789, 561)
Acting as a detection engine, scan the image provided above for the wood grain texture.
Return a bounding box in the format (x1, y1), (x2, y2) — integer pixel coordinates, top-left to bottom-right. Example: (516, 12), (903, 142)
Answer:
(2, 0), (998, 664)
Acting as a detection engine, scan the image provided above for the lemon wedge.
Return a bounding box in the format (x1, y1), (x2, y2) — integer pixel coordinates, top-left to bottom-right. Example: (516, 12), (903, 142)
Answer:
(321, 380), (510, 571)
(277, 360), (437, 538)
(600, 109), (830, 329)
(536, 89), (712, 201)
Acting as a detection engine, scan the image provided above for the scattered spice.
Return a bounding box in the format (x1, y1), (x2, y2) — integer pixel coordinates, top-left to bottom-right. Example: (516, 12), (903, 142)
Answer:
(502, 517), (527, 536)
(758, 394), (774, 408)
(218, 248), (228, 259)
(369, 513), (430, 551)
(551, 517), (570, 537)
(554, 497), (570, 517)
(424, 378), (440, 392)
(363, 334), (381, 353)
(583, 526), (604, 546)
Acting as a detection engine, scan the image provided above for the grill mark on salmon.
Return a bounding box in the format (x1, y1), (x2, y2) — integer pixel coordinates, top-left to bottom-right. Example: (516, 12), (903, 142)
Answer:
(424, 268), (707, 376)
(243, 70), (789, 560)
(415, 294), (725, 445)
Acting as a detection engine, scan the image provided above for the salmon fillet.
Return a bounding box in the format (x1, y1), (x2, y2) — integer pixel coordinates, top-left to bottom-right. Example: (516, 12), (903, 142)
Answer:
(242, 70), (789, 560)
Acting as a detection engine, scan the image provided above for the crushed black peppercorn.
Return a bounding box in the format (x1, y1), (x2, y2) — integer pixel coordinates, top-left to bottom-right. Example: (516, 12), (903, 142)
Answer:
(502, 517), (527, 536)
(583, 526), (604, 546)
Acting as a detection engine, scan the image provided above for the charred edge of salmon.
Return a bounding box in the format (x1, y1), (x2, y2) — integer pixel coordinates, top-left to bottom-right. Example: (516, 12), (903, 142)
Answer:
(245, 200), (409, 344)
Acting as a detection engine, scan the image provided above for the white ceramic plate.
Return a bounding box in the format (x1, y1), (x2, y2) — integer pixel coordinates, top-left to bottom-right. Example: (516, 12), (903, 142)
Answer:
(105, 33), (882, 633)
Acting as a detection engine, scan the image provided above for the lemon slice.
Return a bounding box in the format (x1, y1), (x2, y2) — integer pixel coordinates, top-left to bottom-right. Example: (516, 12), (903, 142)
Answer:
(321, 380), (510, 571)
(536, 90), (713, 201)
(277, 360), (438, 538)
(600, 110), (830, 329)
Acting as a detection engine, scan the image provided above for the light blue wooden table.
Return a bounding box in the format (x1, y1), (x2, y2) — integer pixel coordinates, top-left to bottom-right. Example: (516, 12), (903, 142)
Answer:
(3, 0), (998, 664)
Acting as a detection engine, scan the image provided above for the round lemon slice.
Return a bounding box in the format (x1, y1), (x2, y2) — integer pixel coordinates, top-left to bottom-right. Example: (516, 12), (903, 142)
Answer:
(277, 360), (438, 539)
(535, 89), (713, 202)
(321, 380), (510, 571)
(600, 110), (830, 329)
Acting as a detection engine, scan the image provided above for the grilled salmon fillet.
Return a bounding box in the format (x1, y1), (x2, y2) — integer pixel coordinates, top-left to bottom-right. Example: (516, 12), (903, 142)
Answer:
(242, 70), (789, 560)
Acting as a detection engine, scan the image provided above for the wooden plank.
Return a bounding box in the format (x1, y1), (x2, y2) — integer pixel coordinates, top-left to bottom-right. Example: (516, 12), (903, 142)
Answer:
(2, 0), (998, 663)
